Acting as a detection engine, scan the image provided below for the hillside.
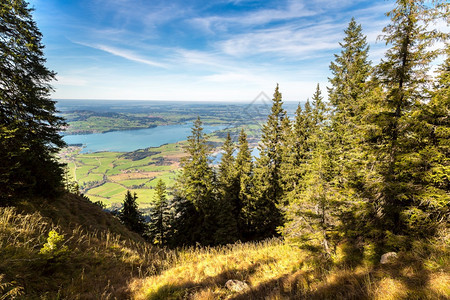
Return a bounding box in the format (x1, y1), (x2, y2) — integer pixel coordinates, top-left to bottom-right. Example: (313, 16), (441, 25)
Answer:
(1, 193), (449, 299)
(0, 193), (159, 299)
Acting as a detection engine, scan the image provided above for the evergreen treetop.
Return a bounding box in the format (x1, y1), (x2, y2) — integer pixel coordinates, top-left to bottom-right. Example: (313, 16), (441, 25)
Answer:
(0, 0), (66, 199)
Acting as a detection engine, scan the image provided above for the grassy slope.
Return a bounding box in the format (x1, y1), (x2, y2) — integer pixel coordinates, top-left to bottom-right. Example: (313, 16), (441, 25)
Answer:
(0, 194), (161, 299)
(1, 194), (449, 299)
(130, 237), (449, 300)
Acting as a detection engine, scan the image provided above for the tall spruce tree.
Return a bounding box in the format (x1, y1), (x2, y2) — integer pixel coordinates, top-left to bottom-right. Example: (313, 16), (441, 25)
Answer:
(148, 179), (171, 245)
(410, 44), (450, 235)
(235, 128), (254, 239)
(328, 17), (371, 175)
(176, 117), (216, 244)
(327, 18), (373, 241)
(282, 85), (337, 254)
(215, 132), (239, 244)
(328, 18), (371, 115)
(179, 117), (215, 212)
(368, 0), (446, 239)
(0, 0), (66, 200)
(252, 84), (287, 238)
(281, 100), (315, 235)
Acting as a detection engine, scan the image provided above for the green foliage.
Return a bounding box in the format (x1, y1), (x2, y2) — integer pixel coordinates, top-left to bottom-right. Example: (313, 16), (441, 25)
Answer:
(215, 132), (239, 244)
(365, 0), (448, 239)
(119, 191), (148, 236)
(39, 230), (69, 260)
(178, 117), (215, 213)
(235, 129), (254, 239)
(174, 117), (217, 245)
(0, 0), (66, 200)
(148, 180), (171, 245)
(282, 84), (339, 254)
(252, 85), (287, 239)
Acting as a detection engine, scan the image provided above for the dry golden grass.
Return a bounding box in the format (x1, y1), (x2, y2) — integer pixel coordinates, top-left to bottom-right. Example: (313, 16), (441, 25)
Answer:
(0, 196), (169, 299)
(130, 234), (450, 300)
(2, 194), (448, 299)
(130, 239), (309, 300)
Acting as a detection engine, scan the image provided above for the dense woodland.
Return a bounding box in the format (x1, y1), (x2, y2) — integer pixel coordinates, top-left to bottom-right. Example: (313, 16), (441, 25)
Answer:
(122, 1), (449, 254)
(2, 0), (448, 252)
(1, 0), (449, 298)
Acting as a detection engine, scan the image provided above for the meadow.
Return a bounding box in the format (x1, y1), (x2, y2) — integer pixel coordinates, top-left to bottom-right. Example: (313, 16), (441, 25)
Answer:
(59, 143), (184, 209)
(2, 198), (447, 299)
(59, 123), (263, 210)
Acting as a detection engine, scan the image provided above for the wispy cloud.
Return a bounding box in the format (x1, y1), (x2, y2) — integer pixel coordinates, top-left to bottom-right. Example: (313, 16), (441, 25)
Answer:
(76, 42), (168, 68)
(217, 22), (342, 58)
(190, 0), (317, 32)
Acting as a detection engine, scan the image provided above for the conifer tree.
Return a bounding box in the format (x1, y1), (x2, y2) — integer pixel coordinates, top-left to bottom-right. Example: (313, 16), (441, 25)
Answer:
(410, 44), (450, 234)
(252, 84), (287, 238)
(282, 85), (336, 254)
(329, 18), (371, 115)
(215, 132), (239, 244)
(148, 179), (171, 245)
(368, 0), (446, 238)
(179, 117), (215, 212)
(235, 128), (254, 239)
(119, 191), (147, 236)
(327, 18), (373, 241)
(328, 17), (371, 175)
(281, 100), (313, 209)
(0, 0), (66, 200)
(176, 117), (216, 244)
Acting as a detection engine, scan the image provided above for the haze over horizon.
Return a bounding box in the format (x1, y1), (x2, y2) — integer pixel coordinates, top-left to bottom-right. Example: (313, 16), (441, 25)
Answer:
(30, 0), (395, 102)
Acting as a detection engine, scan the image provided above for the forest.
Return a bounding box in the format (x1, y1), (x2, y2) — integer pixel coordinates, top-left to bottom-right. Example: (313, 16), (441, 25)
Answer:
(0, 0), (448, 298)
(127, 4), (449, 254)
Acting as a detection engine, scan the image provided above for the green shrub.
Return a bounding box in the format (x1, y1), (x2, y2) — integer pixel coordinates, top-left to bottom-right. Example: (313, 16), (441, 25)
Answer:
(39, 230), (69, 260)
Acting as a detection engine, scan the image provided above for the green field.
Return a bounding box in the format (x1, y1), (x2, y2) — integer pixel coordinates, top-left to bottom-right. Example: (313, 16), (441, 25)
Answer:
(59, 143), (183, 209)
(59, 125), (261, 210)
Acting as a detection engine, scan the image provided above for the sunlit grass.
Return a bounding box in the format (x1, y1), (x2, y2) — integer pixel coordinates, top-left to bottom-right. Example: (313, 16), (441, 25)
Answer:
(2, 195), (448, 299)
(130, 235), (449, 300)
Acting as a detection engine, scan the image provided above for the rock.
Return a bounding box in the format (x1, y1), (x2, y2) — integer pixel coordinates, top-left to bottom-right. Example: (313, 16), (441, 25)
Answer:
(380, 252), (398, 264)
(225, 279), (249, 292)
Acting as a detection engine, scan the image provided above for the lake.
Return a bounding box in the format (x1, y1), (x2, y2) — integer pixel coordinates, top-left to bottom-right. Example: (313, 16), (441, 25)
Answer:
(63, 123), (227, 153)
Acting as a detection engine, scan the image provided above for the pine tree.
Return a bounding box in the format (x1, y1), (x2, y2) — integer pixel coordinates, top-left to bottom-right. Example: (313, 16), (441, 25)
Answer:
(328, 18), (371, 116)
(328, 17), (371, 176)
(410, 44), (450, 235)
(176, 117), (216, 244)
(0, 0), (66, 200)
(235, 128), (254, 239)
(179, 117), (214, 211)
(281, 100), (314, 231)
(215, 132), (239, 244)
(252, 84), (287, 238)
(119, 191), (147, 236)
(326, 18), (373, 242)
(282, 85), (337, 254)
(148, 179), (171, 245)
(368, 0), (446, 239)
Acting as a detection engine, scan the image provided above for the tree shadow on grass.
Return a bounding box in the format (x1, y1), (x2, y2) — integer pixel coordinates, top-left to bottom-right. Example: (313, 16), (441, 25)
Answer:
(229, 252), (440, 300)
(145, 258), (276, 300)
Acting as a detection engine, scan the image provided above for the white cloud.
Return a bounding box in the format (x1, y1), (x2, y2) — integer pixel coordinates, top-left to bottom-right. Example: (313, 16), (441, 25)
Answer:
(217, 23), (342, 58)
(190, 0), (317, 32)
(76, 42), (168, 68)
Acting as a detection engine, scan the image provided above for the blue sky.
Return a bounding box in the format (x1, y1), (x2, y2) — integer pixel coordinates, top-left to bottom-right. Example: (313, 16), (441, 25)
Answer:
(29, 0), (394, 101)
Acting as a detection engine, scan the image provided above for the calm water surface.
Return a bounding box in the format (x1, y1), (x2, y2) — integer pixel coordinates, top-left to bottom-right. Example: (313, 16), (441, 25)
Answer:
(63, 123), (227, 153)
